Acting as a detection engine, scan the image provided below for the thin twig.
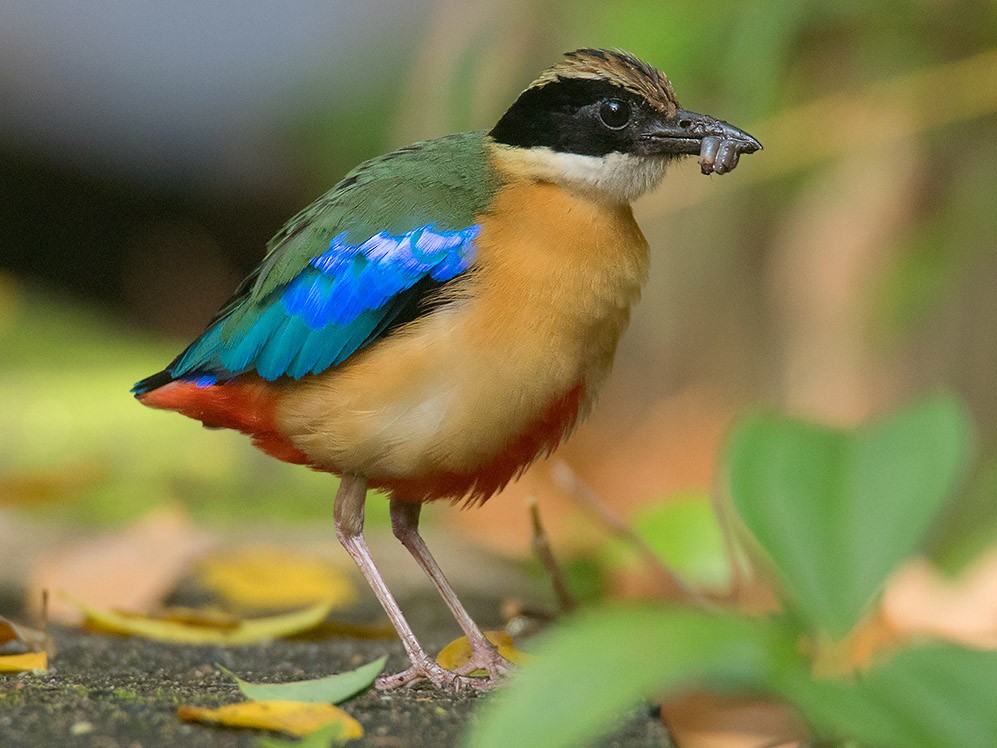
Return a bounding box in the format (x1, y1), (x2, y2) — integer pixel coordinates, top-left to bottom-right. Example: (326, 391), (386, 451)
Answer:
(711, 480), (749, 607)
(550, 460), (716, 609)
(526, 496), (578, 613)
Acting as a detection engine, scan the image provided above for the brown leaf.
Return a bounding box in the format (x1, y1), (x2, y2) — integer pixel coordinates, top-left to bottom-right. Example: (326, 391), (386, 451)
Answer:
(883, 552), (997, 650)
(287, 620), (397, 641)
(661, 691), (809, 748)
(0, 615), (52, 658)
(28, 505), (216, 624)
(0, 617), (25, 655)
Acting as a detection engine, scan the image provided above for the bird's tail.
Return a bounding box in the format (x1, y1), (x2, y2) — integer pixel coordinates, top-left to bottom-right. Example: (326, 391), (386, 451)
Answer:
(135, 377), (309, 466)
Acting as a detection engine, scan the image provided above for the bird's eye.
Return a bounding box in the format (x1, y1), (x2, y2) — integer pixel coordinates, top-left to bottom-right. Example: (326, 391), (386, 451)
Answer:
(598, 99), (631, 130)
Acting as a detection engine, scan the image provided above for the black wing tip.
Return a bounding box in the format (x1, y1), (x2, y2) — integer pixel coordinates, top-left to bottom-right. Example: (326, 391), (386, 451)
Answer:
(131, 369), (174, 396)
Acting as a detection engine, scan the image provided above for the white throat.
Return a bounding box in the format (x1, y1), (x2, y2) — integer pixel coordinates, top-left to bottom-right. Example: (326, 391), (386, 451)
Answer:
(497, 146), (669, 203)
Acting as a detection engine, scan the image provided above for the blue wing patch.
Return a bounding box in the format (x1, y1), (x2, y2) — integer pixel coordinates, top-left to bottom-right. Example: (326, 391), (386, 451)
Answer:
(146, 223), (478, 389)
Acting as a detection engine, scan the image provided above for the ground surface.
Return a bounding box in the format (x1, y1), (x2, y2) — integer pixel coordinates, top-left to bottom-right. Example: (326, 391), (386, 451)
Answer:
(0, 596), (672, 748)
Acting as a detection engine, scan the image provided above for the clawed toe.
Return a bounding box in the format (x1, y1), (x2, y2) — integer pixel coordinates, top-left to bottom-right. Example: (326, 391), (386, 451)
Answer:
(375, 654), (513, 692)
(454, 651), (516, 683)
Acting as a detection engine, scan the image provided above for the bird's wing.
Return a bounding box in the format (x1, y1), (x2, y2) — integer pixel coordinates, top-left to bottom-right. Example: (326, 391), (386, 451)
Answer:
(133, 132), (497, 393)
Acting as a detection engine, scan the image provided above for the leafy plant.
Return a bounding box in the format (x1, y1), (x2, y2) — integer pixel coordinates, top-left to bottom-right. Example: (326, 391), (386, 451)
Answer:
(601, 491), (733, 592)
(467, 393), (997, 748)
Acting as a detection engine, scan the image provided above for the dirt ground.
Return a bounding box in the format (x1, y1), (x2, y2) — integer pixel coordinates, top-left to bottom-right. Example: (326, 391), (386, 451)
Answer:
(0, 593), (672, 747)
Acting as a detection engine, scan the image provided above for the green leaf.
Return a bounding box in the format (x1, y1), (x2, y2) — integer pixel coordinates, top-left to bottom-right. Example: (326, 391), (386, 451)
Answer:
(630, 492), (731, 591)
(218, 656), (386, 704)
(726, 394), (972, 637)
(466, 606), (793, 748)
(780, 644), (997, 748)
(255, 721), (357, 748)
(930, 455), (997, 573)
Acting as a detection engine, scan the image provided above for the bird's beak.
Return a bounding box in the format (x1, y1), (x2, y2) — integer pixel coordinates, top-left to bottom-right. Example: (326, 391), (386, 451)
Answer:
(641, 108), (762, 175)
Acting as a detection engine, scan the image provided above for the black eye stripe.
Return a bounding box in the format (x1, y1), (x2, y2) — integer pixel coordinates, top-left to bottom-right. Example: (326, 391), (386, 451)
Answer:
(490, 78), (647, 156)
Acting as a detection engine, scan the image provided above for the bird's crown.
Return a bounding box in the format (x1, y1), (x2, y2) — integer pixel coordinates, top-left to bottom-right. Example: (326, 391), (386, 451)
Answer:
(529, 48), (679, 115)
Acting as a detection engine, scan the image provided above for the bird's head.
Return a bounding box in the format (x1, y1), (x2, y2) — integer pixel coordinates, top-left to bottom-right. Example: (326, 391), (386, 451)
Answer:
(489, 48), (761, 203)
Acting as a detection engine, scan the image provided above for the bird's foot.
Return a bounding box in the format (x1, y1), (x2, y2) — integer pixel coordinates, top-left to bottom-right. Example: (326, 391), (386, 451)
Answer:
(454, 647), (516, 684)
(375, 657), (486, 692)
(375, 651), (514, 692)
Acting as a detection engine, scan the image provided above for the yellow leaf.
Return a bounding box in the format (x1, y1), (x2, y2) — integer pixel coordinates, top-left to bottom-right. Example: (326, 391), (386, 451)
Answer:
(75, 600), (332, 645)
(147, 606), (242, 630)
(82, 606), (243, 636)
(0, 652), (48, 672)
(177, 700), (362, 738)
(435, 631), (529, 675)
(198, 546), (357, 611)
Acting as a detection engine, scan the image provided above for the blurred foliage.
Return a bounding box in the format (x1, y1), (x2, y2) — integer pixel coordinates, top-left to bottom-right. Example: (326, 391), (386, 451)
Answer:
(874, 154), (997, 337)
(556, 556), (606, 606)
(0, 276), (388, 527)
(729, 394), (970, 636)
(601, 492), (732, 593)
(292, 79), (403, 194)
(469, 394), (995, 748)
(931, 456), (997, 573)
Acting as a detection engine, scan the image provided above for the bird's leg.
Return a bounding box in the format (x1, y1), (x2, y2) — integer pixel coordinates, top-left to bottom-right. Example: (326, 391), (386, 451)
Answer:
(333, 475), (480, 691)
(389, 499), (515, 686)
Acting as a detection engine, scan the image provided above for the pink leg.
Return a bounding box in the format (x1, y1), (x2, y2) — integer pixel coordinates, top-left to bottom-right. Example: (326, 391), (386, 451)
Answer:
(389, 500), (515, 687)
(333, 475), (486, 691)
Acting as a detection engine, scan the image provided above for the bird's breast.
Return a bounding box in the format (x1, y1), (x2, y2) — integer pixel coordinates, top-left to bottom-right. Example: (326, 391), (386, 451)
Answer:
(275, 179), (649, 501)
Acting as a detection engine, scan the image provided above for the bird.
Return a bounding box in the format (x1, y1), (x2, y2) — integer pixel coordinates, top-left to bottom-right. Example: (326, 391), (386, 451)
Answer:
(133, 48), (760, 690)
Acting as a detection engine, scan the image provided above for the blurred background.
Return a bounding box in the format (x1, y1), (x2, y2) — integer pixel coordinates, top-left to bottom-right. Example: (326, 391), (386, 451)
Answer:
(1, 0), (995, 614)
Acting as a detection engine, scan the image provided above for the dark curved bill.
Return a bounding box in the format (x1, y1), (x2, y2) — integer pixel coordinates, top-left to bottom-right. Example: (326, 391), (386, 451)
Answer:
(641, 108), (761, 175)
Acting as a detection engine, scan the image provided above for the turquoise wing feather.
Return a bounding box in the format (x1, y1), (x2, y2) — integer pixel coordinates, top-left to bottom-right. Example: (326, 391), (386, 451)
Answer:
(133, 131), (497, 394)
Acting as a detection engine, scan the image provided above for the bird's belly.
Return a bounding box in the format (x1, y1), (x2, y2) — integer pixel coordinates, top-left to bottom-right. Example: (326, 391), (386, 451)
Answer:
(274, 304), (603, 501)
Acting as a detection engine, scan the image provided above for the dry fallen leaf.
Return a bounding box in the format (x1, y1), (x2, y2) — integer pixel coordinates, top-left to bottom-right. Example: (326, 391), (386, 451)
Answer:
(883, 552), (997, 650)
(0, 617), (27, 655)
(141, 606), (242, 630)
(177, 700), (362, 739)
(289, 619), (397, 641)
(435, 631), (528, 674)
(76, 600), (333, 645)
(0, 652), (47, 673)
(197, 545), (356, 611)
(661, 691), (810, 748)
(0, 613), (53, 666)
(28, 505), (216, 624)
